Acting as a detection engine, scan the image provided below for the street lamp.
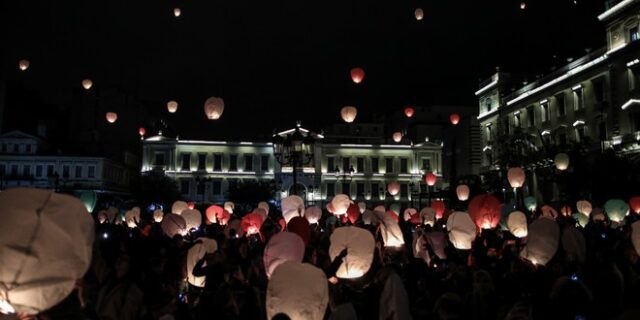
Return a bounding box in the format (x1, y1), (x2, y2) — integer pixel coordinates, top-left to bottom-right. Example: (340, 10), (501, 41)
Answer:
(272, 124), (315, 197)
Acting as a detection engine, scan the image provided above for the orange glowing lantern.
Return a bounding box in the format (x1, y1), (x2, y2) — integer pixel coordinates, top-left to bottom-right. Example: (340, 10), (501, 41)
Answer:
(450, 113), (460, 125)
(167, 100), (178, 113)
(350, 67), (365, 84)
(387, 181), (401, 196)
(425, 172), (437, 186)
(340, 106), (358, 123)
(205, 205), (223, 224)
(431, 200), (446, 219)
(105, 112), (118, 123)
(392, 131), (402, 143)
(204, 96), (224, 120)
(404, 107), (415, 118)
(82, 79), (93, 90)
(347, 203), (361, 224)
(468, 194), (501, 229)
(330, 194), (351, 215)
(241, 212), (264, 235)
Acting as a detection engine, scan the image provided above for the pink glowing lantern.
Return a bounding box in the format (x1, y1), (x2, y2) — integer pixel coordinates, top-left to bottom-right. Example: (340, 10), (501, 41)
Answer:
(507, 167), (526, 188)
(350, 67), (365, 84)
(340, 106), (358, 123)
(387, 181), (401, 196)
(450, 113), (460, 125)
(105, 112), (118, 123)
(204, 96), (224, 120)
(425, 172), (437, 186)
(138, 127), (146, 137)
(431, 200), (446, 219)
(404, 107), (415, 118)
(392, 132), (402, 143)
(241, 213), (264, 235)
(468, 194), (502, 229)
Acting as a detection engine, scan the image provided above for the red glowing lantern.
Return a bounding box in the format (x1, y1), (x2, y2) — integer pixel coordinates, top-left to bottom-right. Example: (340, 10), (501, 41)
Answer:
(287, 217), (311, 246)
(404, 107), (415, 118)
(468, 194), (501, 229)
(138, 127), (146, 137)
(347, 203), (361, 224)
(350, 67), (365, 84)
(630, 196), (640, 214)
(425, 172), (437, 186)
(241, 212), (264, 236)
(218, 210), (231, 226)
(431, 200), (446, 219)
(561, 206), (572, 217)
(387, 182), (401, 196)
(386, 209), (399, 223)
(450, 113), (460, 125)
(105, 112), (118, 123)
(187, 201), (195, 210)
(205, 205), (224, 224)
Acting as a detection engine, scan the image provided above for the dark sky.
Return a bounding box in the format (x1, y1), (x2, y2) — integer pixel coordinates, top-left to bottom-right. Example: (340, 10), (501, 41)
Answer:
(0, 0), (605, 139)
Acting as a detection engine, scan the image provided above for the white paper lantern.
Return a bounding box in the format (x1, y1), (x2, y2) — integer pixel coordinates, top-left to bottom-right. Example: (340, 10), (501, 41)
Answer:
(186, 238), (218, 287)
(204, 96), (224, 120)
(507, 167), (526, 188)
(554, 153), (570, 171)
(266, 261), (328, 320)
(224, 201), (235, 214)
(507, 211), (528, 238)
(403, 208), (418, 222)
(281, 195), (305, 223)
(182, 209), (202, 231)
(161, 213), (188, 238)
(105, 112), (118, 123)
(166, 100), (178, 113)
(362, 209), (374, 225)
(576, 200), (592, 216)
(18, 59), (30, 71)
(153, 209), (164, 223)
(124, 207), (141, 229)
(0, 188), (94, 314)
(447, 211), (476, 250)
(105, 207), (118, 223)
(340, 106), (358, 123)
(420, 207), (436, 226)
(172, 201), (188, 214)
(521, 218), (560, 266)
(330, 226), (375, 278)
(357, 202), (366, 213)
(561, 226), (586, 263)
(264, 232), (305, 279)
(414, 8), (424, 20)
(305, 206), (322, 224)
(330, 194), (351, 215)
(173, 7), (181, 17)
(372, 210), (405, 247)
(82, 79), (93, 90)
(456, 184), (470, 201)
(392, 132), (402, 143)
(258, 201), (270, 215)
(604, 199), (629, 223)
(387, 182), (400, 196)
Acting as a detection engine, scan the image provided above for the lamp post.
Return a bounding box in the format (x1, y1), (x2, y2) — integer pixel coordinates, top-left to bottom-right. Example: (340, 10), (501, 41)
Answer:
(272, 124), (315, 197)
(335, 165), (355, 197)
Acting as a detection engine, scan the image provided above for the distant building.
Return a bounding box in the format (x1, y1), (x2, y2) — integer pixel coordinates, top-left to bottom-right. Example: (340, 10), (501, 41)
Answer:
(0, 130), (134, 193)
(141, 123), (443, 207)
(476, 0), (640, 172)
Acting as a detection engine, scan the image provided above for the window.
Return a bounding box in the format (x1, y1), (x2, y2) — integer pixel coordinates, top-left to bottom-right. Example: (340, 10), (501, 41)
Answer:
(26, 144), (31, 153)
(400, 184), (408, 198)
(198, 154), (207, 171)
(196, 180), (205, 196)
(214, 154), (222, 171)
(557, 94), (566, 116)
(342, 157), (350, 172)
(356, 183), (365, 198)
(261, 155), (269, 171)
(47, 165), (54, 176)
(1, 144), (5, 152)
(75, 166), (82, 178)
(356, 157), (364, 173)
(421, 159), (431, 172)
(23, 165), (30, 177)
(599, 121), (607, 140)
(244, 154), (253, 171)
(527, 107), (535, 127)
(371, 157), (379, 173)
(212, 180), (222, 195)
(181, 154), (191, 171)
(486, 101), (492, 112)
(88, 166), (95, 178)
(593, 80), (605, 102)
(371, 182), (380, 199)
(327, 156), (335, 172)
(36, 165), (42, 177)
(229, 155), (238, 171)
(11, 165), (18, 177)
(541, 102), (550, 122)
(514, 114), (521, 128)
(400, 158), (408, 173)
(327, 183), (335, 197)
(573, 88), (584, 110)
(385, 158), (393, 173)
(630, 26), (640, 42)
(342, 182), (350, 196)
(13, 144), (18, 152)
(576, 126), (586, 142)
(180, 180), (190, 194)
(154, 153), (165, 166)
(503, 117), (510, 134)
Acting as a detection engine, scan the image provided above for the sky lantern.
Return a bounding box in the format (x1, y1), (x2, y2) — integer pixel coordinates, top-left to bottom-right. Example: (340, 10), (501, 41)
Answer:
(253, 208), (268, 222)
(357, 202), (366, 213)
(447, 211), (476, 250)
(372, 210), (405, 247)
(576, 200), (592, 216)
(347, 203), (361, 224)
(554, 153), (570, 171)
(431, 200), (446, 219)
(541, 205), (558, 220)
(524, 196), (537, 211)
(403, 208), (418, 222)
(171, 200), (188, 214)
(138, 127), (146, 137)
(282, 195), (305, 223)
(105, 112), (117, 123)
(629, 196), (640, 214)
(258, 201), (270, 215)
(204, 96), (225, 120)
(340, 106), (358, 123)
(468, 194), (502, 229)
(287, 217), (311, 245)
(521, 218), (560, 266)
(573, 213), (589, 227)
(182, 209), (202, 231)
(420, 207), (436, 226)
(97, 210), (108, 224)
(186, 238), (217, 287)
(241, 212), (264, 235)
(153, 209), (164, 223)
(264, 232), (305, 279)
(520, 2), (526, 10)
(305, 206), (322, 224)
(456, 184), (470, 201)
(125, 207), (141, 228)
(167, 100), (178, 113)
(187, 202), (195, 210)
(507, 211), (528, 238)
(387, 181), (400, 196)
(218, 210), (231, 225)
(392, 131), (402, 143)
(205, 205), (223, 224)
(425, 172), (437, 186)
(560, 206), (572, 217)
(82, 79), (93, 90)
(561, 226), (586, 264)
(362, 209), (374, 225)
(105, 207), (118, 223)
(330, 194), (351, 215)
(266, 261), (328, 320)
(330, 226), (375, 279)
(604, 199), (629, 222)
(18, 59), (30, 71)
(404, 106), (415, 118)
(507, 167), (526, 188)
(77, 190), (97, 213)
(173, 7), (181, 17)
(161, 213), (187, 238)
(386, 209), (399, 223)
(414, 8), (424, 21)
(631, 221), (640, 256)
(350, 67), (365, 84)
(450, 113), (460, 125)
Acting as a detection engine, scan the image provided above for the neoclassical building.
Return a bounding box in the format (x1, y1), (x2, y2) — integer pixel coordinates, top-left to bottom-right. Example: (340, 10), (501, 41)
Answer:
(141, 124), (442, 207)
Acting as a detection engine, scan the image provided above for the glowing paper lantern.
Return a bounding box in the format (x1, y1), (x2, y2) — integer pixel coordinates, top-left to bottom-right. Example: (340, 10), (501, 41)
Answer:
(241, 212), (264, 235)
(456, 184), (470, 201)
(204, 96), (225, 120)
(392, 132), (402, 143)
(507, 167), (526, 188)
(281, 195), (305, 223)
(521, 218), (560, 266)
(450, 113), (460, 125)
(264, 232), (305, 279)
(560, 206), (572, 217)
(372, 210), (404, 247)
(524, 196), (537, 211)
(305, 206), (322, 224)
(167, 100), (178, 113)
(161, 213), (187, 238)
(403, 208), (418, 222)
(182, 209), (202, 231)
(357, 202), (366, 213)
(224, 201), (235, 214)
(573, 213), (588, 227)
(447, 211), (476, 249)
(425, 172), (437, 186)
(350, 67), (365, 84)
(404, 107), (415, 118)
(576, 200), (592, 216)
(414, 8), (424, 21)
(0, 188), (94, 314)
(561, 226), (586, 263)
(82, 79), (93, 90)
(258, 201), (270, 215)
(125, 207), (141, 228)
(541, 205), (558, 220)
(387, 182), (400, 196)
(287, 217), (311, 245)
(138, 127), (146, 137)
(218, 210), (231, 225)
(153, 209), (164, 223)
(330, 226), (375, 278)
(330, 194), (351, 215)
(186, 238), (218, 287)
(386, 209), (399, 223)
(187, 202), (195, 210)
(520, 2), (526, 10)
(362, 209), (374, 225)
(420, 207), (436, 226)
(592, 208), (606, 222)
(340, 106), (358, 123)
(77, 190), (97, 213)
(629, 196), (640, 214)
(173, 7), (181, 17)
(172, 201), (188, 214)
(253, 208), (268, 222)
(469, 194), (501, 229)
(507, 211), (528, 238)
(604, 199), (629, 222)
(266, 261), (328, 320)
(205, 205), (222, 224)
(554, 153), (570, 170)
(97, 210), (107, 224)
(105, 112), (118, 123)
(18, 59), (30, 71)
(347, 203), (361, 224)
(631, 221), (640, 256)
(105, 207), (118, 223)
(431, 200), (446, 219)
(224, 219), (244, 238)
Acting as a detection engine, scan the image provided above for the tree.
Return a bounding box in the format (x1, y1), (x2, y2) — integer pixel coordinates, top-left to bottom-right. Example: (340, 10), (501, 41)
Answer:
(134, 173), (181, 207)
(228, 180), (275, 206)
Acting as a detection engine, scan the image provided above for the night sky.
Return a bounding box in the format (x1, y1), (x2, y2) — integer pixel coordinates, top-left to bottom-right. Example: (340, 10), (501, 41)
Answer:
(0, 0), (605, 140)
